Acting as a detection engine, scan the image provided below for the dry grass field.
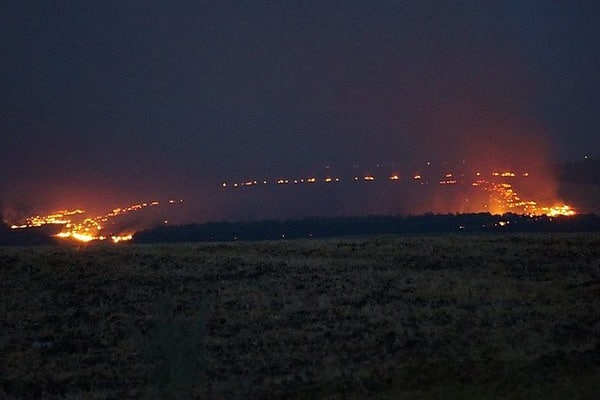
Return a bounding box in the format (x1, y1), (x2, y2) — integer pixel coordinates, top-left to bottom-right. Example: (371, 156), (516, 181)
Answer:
(1, 234), (600, 399)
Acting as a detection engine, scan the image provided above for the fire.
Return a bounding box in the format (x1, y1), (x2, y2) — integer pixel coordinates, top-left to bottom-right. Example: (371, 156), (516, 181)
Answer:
(221, 167), (577, 217)
(10, 199), (181, 243)
(111, 234), (133, 243)
(542, 205), (576, 217)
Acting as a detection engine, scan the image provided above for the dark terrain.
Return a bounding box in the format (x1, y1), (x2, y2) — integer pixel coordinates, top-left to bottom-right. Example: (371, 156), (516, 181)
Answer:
(1, 234), (599, 398)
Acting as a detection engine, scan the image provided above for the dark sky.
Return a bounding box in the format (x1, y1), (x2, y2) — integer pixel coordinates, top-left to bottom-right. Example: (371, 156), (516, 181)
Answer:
(1, 1), (599, 220)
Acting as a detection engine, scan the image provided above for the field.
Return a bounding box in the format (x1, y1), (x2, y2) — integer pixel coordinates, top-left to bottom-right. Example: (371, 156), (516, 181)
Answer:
(1, 234), (600, 399)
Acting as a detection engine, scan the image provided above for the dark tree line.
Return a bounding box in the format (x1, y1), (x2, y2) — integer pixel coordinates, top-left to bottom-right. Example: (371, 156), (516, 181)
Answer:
(2, 213), (598, 246)
(132, 213), (600, 244)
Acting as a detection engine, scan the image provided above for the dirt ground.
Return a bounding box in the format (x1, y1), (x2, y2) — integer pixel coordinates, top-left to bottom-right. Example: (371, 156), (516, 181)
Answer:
(1, 233), (599, 399)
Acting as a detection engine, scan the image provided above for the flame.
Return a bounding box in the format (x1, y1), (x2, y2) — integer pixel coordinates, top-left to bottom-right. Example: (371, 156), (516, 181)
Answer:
(480, 179), (575, 217)
(111, 234), (133, 243)
(10, 199), (182, 243)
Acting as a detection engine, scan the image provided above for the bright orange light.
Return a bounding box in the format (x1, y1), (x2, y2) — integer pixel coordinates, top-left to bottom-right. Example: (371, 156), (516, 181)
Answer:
(111, 234), (133, 243)
(544, 205), (576, 217)
(389, 174), (400, 180)
(72, 233), (96, 242)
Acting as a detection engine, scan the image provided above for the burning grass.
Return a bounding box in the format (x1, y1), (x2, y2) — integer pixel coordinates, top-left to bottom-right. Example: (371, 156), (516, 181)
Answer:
(1, 234), (599, 398)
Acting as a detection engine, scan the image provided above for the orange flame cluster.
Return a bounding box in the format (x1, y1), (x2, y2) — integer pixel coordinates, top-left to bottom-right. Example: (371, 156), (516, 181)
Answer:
(474, 178), (575, 217)
(11, 199), (183, 243)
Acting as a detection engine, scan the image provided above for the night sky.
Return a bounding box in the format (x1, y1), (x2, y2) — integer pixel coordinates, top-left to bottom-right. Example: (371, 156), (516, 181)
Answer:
(1, 1), (599, 221)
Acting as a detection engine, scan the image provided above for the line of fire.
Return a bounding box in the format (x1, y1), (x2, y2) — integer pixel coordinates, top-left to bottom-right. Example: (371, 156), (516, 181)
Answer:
(221, 169), (576, 218)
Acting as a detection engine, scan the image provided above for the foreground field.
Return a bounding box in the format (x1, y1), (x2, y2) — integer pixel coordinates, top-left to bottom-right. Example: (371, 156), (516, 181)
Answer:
(1, 234), (600, 399)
